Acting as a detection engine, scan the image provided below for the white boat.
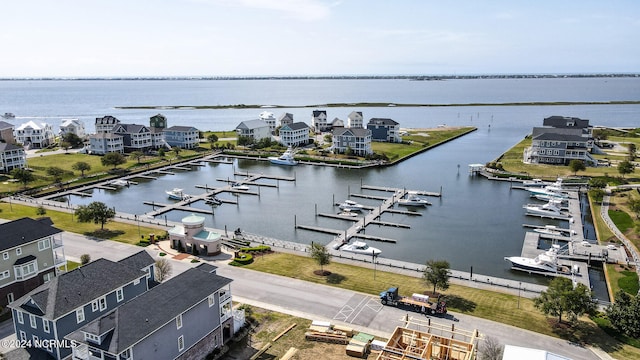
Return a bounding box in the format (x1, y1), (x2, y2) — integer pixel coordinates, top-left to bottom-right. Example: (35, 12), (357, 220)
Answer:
(109, 179), (129, 187)
(205, 196), (222, 205)
(337, 209), (359, 217)
(504, 244), (567, 274)
(532, 193), (568, 202)
(341, 241), (381, 256)
(339, 200), (364, 211)
(268, 147), (298, 166)
(522, 178), (551, 187)
(2, 112), (15, 119)
(523, 200), (566, 217)
(527, 179), (568, 198)
(231, 182), (250, 191)
(166, 188), (189, 200)
(397, 193), (431, 207)
(533, 225), (575, 237)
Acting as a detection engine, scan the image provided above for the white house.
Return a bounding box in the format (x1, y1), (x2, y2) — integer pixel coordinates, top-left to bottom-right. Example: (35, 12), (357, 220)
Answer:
(14, 121), (54, 149)
(163, 126), (200, 149)
(347, 111), (364, 129)
(259, 111), (277, 133)
(311, 110), (329, 132)
(279, 122), (310, 147)
(235, 120), (271, 142)
(0, 143), (26, 173)
(59, 118), (86, 138)
(89, 133), (124, 155)
(95, 115), (121, 134)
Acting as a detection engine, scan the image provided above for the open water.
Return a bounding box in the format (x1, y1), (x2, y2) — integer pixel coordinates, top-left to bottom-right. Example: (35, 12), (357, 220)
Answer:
(1, 77), (639, 293)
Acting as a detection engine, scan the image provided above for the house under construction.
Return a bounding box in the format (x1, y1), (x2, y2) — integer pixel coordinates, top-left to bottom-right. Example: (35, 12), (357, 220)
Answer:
(376, 317), (480, 360)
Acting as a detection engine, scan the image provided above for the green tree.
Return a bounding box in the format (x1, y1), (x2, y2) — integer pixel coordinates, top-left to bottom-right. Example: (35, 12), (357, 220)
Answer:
(36, 205), (46, 216)
(130, 151), (144, 164)
(309, 242), (332, 275)
(628, 143), (637, 161)
(534, 277), (595, 324)
(60, 141), (71, 153)
(588, 177), (607, 189)
(101, 152), (126, 169)
(422, 259), (451, 295)
(80, 254), (91, 265)
(568, 159), (586, 175)
(72, 161), (91, 177)
(617, 160), (635, 178)
(11, 168), (34, 188)
(172, 146), (181, 158)
(158, 148), (166, 157)
(46, 166), (65, 184)
(62, 132), (84, 148)
(606, 290), (640, 338)
(628, 198), (640, 219)
(589, 188), (606, 203)
(74, 201), (116, 230)
(207, 133), (219, 144)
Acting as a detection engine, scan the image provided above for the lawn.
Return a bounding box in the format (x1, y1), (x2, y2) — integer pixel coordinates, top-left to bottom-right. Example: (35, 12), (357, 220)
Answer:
(372, 127), (476, 162)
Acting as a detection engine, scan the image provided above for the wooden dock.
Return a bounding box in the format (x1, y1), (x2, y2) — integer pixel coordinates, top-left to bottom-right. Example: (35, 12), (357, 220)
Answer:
(360, 184), (441, 197)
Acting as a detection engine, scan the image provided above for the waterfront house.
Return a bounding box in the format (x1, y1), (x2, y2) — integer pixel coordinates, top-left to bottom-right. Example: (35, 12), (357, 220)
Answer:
(59, 118), (86, 139)
(330, 117), (345, 129)
(278, 113), (294, 127)
(9, 251), (154, 360)
(347, 111), (364, 129)
(163, 125), (200, 149)
(332, 127), (372, 156)
(0, 120), (16, 144)
(524, 116), (596, 166)
(0, 217), (66, 309)
(260, 111), (277, 133)
(311, 110), (329, 132)
(235, 120), (271, 143)
(66, 266), (234, 360)
(367, 118), (402, 143)
(88, 133), (124, 155)
(95, 115), (121, 134)
(14, 121), (54, 149)
(278, 122), (310, 147)
(168, 214), (223, 256)
(113, 124), (153, 153)
(148, 114), (171, 150)
(0, 143), (26, 173)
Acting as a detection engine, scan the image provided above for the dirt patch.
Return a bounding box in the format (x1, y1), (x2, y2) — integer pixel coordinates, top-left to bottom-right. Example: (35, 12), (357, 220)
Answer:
(172, 253), (191, 260)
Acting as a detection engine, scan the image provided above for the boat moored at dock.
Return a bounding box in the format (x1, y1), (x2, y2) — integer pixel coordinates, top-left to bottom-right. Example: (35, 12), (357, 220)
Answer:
(166, 188), (189, 200)
(397, 193), (432, 207)
(339, 199), (365, 211)
(340, 241), (382, 256)
(268, 147), (298, 166)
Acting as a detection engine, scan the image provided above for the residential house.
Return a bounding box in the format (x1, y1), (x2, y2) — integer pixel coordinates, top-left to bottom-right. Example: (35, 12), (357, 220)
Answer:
(0, 218), (66, 309)
(311, 110), (329, 132)
(278, 113), (294, 127)
(0, 120), (16, 144)
(14, 121), (54, 149)
(59, 118), (86, 139)
(9, 252), (154, 360)
(89, 133), (124, 155)
(367, 118), (402, 143)
(524, 116), (597, 166)
(149, 114), (170, 150)
(112, 124), (153, 153)
(66, 266), (234, 360)
(260, 111), (277, 134)
(235, 120), (271, 143)
(279, 122), (310, 147)
(330, 117), (345, 129)
(332, 127), (372, 156)
(168, 214), (223, 256)
(95, 115), (121, 134)
(347, 111), (364, 129)
(0, 143), (26, 173)
(164, 126), (200, 149)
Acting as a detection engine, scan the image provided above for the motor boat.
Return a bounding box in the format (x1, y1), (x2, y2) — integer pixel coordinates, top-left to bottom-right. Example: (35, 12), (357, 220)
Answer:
(526, 179), (568, 198)
(339, 200), (364, 211)
(341, 241), (381, 256)
(166, 188), (189, 200)
(532, 225), (575, 237)
(523, 200), (567, 217)
(205, 196), (222, 206)
(268, 147), (298, 166)
(231, 182), (250, 191)
(2, 112), (15, 119)
(504, 244), (567, 274)
(522, 178), (552, 187)
(337, 209), (359, 217)
(532, 193), (569, 202)
(397, 193), (431, 206)
(109, 179), (129, 187)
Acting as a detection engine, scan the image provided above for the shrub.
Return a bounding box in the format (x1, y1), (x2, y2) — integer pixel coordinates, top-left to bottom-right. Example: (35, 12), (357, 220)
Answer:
(238, 245), (271, 253)
(233, 252), (254, 265)
(159, 252), (166, 256)
(80, 254), (91, 265)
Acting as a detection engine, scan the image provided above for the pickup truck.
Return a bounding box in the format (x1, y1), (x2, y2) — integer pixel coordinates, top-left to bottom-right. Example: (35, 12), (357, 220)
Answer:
(380, 287), (447, 315)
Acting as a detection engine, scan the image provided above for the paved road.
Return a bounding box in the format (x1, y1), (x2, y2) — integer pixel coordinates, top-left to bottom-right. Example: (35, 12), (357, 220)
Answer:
(1, 231), (605, 359)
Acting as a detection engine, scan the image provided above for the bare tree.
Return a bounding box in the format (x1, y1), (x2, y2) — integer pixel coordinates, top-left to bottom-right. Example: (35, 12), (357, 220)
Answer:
(478, 336), (504, 360)
(155, 258), (173, 282)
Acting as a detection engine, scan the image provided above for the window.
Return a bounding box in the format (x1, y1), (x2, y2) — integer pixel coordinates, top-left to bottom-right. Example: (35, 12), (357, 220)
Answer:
(7, 293), (14, 304)
(2, 252), (8, 260)
(43, 319), (50, 333)
(14, 261), (38, 281)
(76, 308), (85, 323)
(99, 296), (107, 311)
(15, 248), (22, 256)
(16, 311), (24, 324)
(176, 314), (182, 329)
(29, 314), (37, 328)
(19, 331), (26, 342)
(38, 239), (51, 251)
(43, 272), (53, 283)
(0, 270), (10, 280)
(178, 335), (184, 351)
(134, 278), (140, 285)
(84, 332), (101, 344)
(116, 288), (124, 302)
(92, 300), (99, 312)
(208, 294), (215, 307)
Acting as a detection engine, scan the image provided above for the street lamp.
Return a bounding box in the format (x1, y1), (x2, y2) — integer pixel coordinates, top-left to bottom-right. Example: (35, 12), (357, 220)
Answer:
(518, 282), (521, 309)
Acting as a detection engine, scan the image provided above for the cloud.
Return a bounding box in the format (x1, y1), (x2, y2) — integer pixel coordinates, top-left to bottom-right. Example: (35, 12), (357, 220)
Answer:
(204, 0), (332, 21)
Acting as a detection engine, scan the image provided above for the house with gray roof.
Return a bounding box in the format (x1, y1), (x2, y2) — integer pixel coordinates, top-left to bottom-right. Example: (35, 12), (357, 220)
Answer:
(278, 113), (294, 127)
(235, 119), (271, 143)
(347, 111), (364, 129)
(88, 132), (124, 155)
(95, 115), (121, 134)
(113, 123), (153, 153)
(524, 116), (597, 166)
(367, 118), (402, 143)
(311, 110), (329, 132)
(0, 218), (65, 309)
(0, 120), (16, 144)
(66, 267), (234, 360)
(0, 142), (26, 173)
(163, 125), (200, 149)
(332, 127), (372, 156)
(278, 122), (310, 147)
(8, 253), (152, 359)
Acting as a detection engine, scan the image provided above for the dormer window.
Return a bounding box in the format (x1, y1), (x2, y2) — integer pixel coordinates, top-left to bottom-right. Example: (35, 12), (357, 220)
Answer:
(84, 332), (101, 344)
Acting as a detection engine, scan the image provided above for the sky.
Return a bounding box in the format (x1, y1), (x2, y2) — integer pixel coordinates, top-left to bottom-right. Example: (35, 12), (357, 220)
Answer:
(1, 0), (638, 77)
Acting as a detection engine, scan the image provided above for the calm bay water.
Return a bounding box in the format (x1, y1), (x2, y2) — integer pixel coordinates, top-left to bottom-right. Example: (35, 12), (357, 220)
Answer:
(1, 78), (639, 288)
